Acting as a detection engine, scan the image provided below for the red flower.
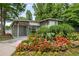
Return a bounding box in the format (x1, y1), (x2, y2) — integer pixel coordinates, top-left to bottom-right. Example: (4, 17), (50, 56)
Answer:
(53, 36), (70, 47)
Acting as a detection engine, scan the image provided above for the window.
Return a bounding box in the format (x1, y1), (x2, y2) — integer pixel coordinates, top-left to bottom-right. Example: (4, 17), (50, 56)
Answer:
(30, 26), (38, 33)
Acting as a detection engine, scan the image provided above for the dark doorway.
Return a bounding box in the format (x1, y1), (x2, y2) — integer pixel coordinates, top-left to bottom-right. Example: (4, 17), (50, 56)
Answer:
(19, 26), (27, 36)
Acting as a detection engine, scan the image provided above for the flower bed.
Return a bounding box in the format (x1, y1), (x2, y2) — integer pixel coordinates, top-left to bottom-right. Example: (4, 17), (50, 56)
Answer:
(13, 47), (79, 56)
(13, 35), (72, 56)
(13, 24), (79, 56)
(13, 34), (79, 56)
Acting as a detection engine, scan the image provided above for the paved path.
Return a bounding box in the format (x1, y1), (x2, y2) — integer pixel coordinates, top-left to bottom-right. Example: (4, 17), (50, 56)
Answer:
(0, 36), (27, 56)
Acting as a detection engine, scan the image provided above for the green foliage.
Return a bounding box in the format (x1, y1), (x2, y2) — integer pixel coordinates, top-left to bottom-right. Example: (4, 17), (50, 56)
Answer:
(62, 4), (79, 27)
(37, 26), (55, 39)
(14, 42), (78, 56)
(49, 24), (75, 36)
(0, 3), (26, 19)
(26, 10), (32, 20)
(59, 24), (75, 34)
(5, 26), (11, 30)
(33, 3), (79, 27)
(55, 32), (64, 37)
(37, 25), (49, 34)
(0, 3), (26, 34)
(49, 25), (60, 33)
(22, 40), (32, 45)
(18, 17), (26, 20)
(46, 33), (55, 40)
(67, 32), (79, 41)
(33, 3), (69, 20)
(37, 23), (75, 38)
(14, 47), (79, 56)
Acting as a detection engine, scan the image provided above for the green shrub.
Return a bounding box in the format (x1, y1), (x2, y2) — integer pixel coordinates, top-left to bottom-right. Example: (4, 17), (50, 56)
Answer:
(37, 25), (49, 34)
(37, 23), (75, 39)
(37, 25), (56, 39)
(67, 32), (79, 41)
(55, 32), (64, 37)
(59, 24), (75, 35)
(49, 24), (75, 36)
(21, 40), (32, 45)
(49, 25), (60, 33)
(46, 33), (55, 38)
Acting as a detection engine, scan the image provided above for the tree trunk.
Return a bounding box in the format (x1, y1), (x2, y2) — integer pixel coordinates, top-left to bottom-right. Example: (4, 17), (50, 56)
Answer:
(0, 5), (5, 35)
(2, 17), (5, 35)
(1, 6), (3, 35)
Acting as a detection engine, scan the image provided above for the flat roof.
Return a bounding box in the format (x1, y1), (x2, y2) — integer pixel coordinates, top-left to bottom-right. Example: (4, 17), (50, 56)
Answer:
(11, 18), (63, 26)
(39, 18), (62, 23)
(13, 19), (39, 22)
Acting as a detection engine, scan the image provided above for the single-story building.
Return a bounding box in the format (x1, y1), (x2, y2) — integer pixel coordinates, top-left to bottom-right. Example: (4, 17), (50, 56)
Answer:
(11, 18), (62, 37)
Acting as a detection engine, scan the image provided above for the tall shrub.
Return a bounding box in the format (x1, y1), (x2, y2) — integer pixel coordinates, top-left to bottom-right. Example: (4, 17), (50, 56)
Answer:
(59, 24), (75, 34)
(37, 25), (49, 34)
(37, 25), (49, 38)
(49, 24), (75, 36)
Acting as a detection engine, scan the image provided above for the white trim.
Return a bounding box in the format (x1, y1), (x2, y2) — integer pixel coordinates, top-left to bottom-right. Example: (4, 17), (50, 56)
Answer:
(29, 22), (40, 26)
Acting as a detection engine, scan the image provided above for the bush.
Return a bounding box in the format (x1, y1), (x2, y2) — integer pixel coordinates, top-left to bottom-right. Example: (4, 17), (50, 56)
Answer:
(49, 25), (60, 33)
(67, 32), (79, 41)
(37, 25), (56, 39)
(37, 23), (75, 39)
(37, 25), (49, 34)
(49, 24), (75, 36)
(59, 24), (75, 35)
(55, 32), (64, 37)
(46, 33), (55, 40)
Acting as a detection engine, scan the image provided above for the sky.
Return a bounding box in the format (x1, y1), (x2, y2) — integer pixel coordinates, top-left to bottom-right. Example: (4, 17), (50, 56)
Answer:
(20, 3), (35, 20)
(6, 3), (35, 26)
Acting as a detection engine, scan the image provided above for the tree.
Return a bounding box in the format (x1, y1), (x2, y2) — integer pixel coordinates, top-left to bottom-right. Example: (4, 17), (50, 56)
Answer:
(33, 3), (79, 27)
(26, 10), (32, 20)
(5, 26), (11, 30)
(62, 4), (79, 27)
(33, 3), (46, 20)
(18, 17), (27, 20)
(0, 3), (26, 35)
(33, 3), (69, 21)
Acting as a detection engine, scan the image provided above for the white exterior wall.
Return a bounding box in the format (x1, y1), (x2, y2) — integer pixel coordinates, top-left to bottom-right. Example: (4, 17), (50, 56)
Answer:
(29, 22), (40, 26)
(48, 21), (58, 26)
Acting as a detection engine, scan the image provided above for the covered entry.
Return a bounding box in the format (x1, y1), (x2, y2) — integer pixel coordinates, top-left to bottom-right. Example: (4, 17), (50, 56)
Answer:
(19, 26), (27, 36)
(11, 20), (40, 37)
(12, 21), (29, 37)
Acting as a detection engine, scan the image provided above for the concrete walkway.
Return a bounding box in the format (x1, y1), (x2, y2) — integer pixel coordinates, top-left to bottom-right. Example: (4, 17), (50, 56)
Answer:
(0, 36), (27, 56)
